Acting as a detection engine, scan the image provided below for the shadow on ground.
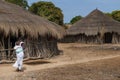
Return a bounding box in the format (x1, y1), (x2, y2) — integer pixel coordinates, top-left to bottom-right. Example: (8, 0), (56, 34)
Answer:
(24, 60), (51, 65)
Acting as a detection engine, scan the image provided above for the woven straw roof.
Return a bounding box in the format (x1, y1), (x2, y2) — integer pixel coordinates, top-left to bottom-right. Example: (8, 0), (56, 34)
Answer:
(67, 9), (120, 35)
(0, 0), (65, 39)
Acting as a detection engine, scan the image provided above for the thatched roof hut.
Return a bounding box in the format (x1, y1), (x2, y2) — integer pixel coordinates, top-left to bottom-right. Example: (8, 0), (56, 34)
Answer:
(0, 0), (65, 39)
(65, 9), (120, 43)
(0, 0), (66, 62)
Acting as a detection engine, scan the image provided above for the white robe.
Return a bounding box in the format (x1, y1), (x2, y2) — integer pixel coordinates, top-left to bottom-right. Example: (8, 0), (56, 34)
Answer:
(13, 45), (24, 70)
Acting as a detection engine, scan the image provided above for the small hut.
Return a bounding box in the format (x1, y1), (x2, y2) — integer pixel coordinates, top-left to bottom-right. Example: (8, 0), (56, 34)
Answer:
(0, 0), (65, 62)
(65, 9), (120, 44)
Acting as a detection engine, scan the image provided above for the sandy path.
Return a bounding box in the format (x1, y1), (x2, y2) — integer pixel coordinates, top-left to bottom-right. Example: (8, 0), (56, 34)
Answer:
(0, 54), (120, 78)
(0, 43), (120, 79)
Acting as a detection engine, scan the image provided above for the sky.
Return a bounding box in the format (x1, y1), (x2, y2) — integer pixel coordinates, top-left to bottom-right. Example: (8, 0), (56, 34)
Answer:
(28, 0), (120, 23)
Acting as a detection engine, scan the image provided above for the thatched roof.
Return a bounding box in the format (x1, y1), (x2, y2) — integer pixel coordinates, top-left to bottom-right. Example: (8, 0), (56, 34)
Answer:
(67, 9), (120, 35)
(0, 0), (65, 39)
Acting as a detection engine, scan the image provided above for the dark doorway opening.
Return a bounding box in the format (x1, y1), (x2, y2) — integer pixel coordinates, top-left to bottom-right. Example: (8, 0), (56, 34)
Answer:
(104, 32), (113, 43)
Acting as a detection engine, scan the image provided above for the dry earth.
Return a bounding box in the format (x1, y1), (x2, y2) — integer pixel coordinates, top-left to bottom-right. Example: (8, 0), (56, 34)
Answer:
(0, 43), (120, 80)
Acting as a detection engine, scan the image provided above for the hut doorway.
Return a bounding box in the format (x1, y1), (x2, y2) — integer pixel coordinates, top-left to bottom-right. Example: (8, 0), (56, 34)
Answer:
(104, 32), (113, 43)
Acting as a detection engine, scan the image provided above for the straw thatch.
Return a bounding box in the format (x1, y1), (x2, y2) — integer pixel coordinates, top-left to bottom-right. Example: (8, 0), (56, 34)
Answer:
(67, 9), (120, 35)
(0, 0), (65, 39)
(0, 0), (66, 63)
(64, 9), (120, 43)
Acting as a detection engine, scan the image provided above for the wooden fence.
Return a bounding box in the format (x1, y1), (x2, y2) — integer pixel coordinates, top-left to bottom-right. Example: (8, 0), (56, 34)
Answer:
(0, 41), (59, 63)
(0, 49), (15, 63)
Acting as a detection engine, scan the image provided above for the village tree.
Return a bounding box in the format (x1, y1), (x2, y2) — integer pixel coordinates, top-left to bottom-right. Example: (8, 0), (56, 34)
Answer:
(29, 1), (64, 25)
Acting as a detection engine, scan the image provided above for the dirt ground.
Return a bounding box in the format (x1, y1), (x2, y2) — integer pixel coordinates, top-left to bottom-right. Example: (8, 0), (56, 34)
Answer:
(0, 43), (120, 80)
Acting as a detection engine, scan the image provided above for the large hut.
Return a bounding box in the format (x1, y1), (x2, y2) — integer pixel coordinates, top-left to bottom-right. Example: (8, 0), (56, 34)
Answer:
(0, 0), (65, 62)
(65, 9), (120, 44)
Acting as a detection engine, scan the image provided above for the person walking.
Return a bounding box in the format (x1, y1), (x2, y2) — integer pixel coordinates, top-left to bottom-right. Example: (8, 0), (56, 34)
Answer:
(13, 41), (24, 72)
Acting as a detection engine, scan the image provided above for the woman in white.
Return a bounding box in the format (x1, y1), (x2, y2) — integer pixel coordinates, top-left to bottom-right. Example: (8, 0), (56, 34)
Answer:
(13, 41), (24, 71)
